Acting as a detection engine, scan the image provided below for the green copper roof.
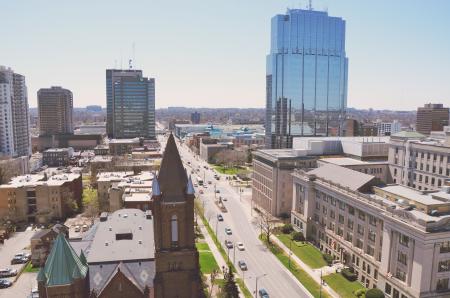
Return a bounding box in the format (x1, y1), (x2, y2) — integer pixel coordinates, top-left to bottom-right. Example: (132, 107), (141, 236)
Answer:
(37, 233), (88, 286)
(392, 131), (425, 139)
(79, 250), (87, 266)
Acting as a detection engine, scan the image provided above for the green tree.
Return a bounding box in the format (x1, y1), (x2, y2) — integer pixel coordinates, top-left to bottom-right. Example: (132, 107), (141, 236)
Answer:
(365, 288), (385, 298)
(222, 265), (239, 298)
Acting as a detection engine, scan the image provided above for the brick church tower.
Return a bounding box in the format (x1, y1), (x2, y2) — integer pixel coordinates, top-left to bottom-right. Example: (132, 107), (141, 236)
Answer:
(152, 134), (200, 298)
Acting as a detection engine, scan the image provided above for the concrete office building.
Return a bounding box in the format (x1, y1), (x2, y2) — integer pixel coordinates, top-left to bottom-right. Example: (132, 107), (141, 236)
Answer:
(291, 164), (450, 297)
(38, 86), (73, 136)
(106, 69), (155, 139)
(252, 149), (316, 216)
(389, 131), (450, 191)
(416, 103), (449, 135)
(0, 66), (31, 157)
(375, 120), (401, 137)
(265, 9), (348, 148)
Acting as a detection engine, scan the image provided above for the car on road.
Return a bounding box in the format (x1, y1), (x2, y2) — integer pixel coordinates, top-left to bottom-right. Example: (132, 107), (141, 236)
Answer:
(215, 190), (220, 193)
(224, 240), (233, 249)
(217, 214), (223, 221)
(0, 268), (18, 278)
(0, 279), (12, 289)
(258, 289), (269, 298)
(225, 228), (232, 235)
(236, 242), (245, 251)
(11, 255), (28, 265)
(238, 261), (247, 271)
(29, 287), (39, 298)
(14, 252), (31, 260)
(222, 197), (227, 201)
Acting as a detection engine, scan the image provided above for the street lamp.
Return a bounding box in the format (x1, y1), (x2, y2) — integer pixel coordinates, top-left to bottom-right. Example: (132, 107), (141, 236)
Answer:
(254, 273), (267, 298)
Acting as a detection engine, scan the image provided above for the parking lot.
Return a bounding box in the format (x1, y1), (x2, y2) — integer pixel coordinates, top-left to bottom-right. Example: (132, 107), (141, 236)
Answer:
(0, 228), (37, 296)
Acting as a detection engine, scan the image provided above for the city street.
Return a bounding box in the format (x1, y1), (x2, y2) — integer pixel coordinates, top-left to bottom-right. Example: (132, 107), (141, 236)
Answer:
(161, 135), (312, 298)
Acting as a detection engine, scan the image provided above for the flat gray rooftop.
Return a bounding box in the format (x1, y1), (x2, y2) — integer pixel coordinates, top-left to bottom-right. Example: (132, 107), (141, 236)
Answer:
(307, 164), (376, 191)
(87, 209), (154, 263)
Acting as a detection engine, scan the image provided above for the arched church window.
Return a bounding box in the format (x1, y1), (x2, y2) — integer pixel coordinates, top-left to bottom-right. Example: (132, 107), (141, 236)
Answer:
(171, 214), (178, 247)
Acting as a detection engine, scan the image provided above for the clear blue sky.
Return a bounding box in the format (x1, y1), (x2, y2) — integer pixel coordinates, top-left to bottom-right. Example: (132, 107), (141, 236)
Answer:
(1, 0), (449, 110)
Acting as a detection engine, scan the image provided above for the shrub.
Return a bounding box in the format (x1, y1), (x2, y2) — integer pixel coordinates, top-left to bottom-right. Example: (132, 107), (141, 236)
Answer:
(365, 288), (385, 298)
(281, 224), (294, 234)
(341, 268), (357, 282)
(322, 253), (334, 266)
(291, 231), (305, 242)
(354, 288), (366, 297)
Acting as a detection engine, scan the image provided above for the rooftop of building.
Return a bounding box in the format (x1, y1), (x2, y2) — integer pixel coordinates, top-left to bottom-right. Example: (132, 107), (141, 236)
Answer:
(255, 149), (317, 160)
(44, 147), (73, 153)
(375, 185), (450, 207)
(318, 157), (388, 166)
(123, 191), (152, 202)
(108, 138), (141, 144)
(86, 208), (154, 264)
(1, 172), (80, 188)
(96, 171), (134, 182)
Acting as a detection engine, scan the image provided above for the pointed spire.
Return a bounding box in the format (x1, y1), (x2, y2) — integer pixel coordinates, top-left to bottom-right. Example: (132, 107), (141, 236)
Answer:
(39, 233), (88, 286)
(157, 133), (188, 201)
(152, 177), (161, 196)
(79, 249), (87, 266)
(186, 175), (195, 195)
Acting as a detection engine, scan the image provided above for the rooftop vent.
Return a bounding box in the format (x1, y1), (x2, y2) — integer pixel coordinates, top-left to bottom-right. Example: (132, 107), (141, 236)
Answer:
(138, 226), (142, 230)
(109, 227), (112, 231)
(138, 240), (142, 244)
(105, 242), (109, 246)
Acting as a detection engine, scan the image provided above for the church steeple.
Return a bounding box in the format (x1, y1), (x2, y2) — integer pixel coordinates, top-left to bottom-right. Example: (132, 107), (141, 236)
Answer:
(157, 133), (188, 201)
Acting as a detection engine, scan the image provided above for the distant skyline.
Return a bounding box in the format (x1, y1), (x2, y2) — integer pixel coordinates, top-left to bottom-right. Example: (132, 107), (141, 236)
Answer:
(1, 0), (449, 110)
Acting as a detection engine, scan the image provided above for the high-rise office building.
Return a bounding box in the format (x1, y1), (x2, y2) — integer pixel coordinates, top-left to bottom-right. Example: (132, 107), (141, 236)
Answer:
(265, 9), (348, 148)
(37, 86), (73, 136)
(106, 69), (155, 139)
(416, 103), (449, 135)
(0, 66), (31, 157)
(191, 111), (201, 124)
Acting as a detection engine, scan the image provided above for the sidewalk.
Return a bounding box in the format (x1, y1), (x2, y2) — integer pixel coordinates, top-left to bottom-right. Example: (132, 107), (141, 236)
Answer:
(270, 235), (341, 298)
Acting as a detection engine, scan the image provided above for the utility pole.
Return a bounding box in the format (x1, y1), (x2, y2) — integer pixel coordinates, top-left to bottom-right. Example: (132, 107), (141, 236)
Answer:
(319, 269), (323, 298)
(254, 274), (267, 298)
(233, 246), (236, 265)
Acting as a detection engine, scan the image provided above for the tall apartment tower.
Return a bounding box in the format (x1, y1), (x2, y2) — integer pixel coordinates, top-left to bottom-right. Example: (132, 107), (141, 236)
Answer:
(265, 9), (348, 149)
(416, 103), (449, 135)
(0, 66), (31, 157)
(106, 69), (155, 139)
(37, 87), (73, 136)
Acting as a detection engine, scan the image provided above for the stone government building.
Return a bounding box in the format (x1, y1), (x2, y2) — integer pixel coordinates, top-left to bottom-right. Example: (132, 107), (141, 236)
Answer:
(37, 134), (202, 298)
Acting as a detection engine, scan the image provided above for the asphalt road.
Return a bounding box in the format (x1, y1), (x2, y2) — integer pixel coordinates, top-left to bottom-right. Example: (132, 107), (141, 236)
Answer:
(161, 136), (312, 298)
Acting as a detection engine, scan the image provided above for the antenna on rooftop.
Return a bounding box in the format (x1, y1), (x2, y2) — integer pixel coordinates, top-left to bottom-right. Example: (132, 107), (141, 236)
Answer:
(132, 42), (136, 69)
(309, 0), (313, 10)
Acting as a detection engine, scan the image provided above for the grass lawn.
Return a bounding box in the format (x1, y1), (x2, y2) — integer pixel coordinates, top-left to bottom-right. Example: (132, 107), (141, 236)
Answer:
(260, 236), (331, 298)
(196, 242), (219, 274)
(213, 165), (242, 175)
(277, 234), (327, 269)
(24, 262), (40, 273)
(323, 273), (365, 298)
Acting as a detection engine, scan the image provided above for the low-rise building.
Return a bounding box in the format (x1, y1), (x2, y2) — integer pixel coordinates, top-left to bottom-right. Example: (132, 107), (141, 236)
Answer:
(291, 164), (450, 297)
(0, 156), (29, 184)
(43, 147), (74, 167)
(93, 145), (109, 156)
(252, 149), (316, 217)
(0, 172), (82, 223)
(108, 138), (142, 155)
(389, 131), (450, 191)
(199, 140), (233, 163)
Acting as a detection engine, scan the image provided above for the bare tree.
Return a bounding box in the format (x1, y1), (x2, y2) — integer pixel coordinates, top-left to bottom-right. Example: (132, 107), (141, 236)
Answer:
(257, 209), (276, 244)
(208, 268), (219, 298)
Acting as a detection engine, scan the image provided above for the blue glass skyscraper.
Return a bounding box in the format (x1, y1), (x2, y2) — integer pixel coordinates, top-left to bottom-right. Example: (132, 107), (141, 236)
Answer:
(265, 9), (348, 148)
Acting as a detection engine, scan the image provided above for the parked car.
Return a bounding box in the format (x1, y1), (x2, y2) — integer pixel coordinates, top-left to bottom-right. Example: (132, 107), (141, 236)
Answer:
(236, 242), (245, 251)
(258, 289), (269, 298)
(224, 240), (233, 249)
(11, 256), (28, 265)
(225, 228), (232, 235)
(238, 261), (247, 271)
(0, 279), (12, 289)
(0, 268), (17, 278)
(222, 197), (227, 201)
(14, 252), (31, 260)
(215, 189), (220, 193)
(217, 214), (224, 221)
(28, 287), (39, 298)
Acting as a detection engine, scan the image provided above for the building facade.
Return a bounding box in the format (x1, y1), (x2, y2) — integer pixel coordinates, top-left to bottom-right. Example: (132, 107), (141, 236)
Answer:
(106, 69), (155, 139)
(191, 111), (201, 124)
(376, 120), (401, 137)
(291, 164), (450, 297)
(37, 86), (73, 136)
(416, 103), (449, 135)
(0, 66), (31, 157)
(389, 131), (450, 191)
(265, 9), (348, 149)
(252, 149), (316, 216)
(42, 147), (74, 167)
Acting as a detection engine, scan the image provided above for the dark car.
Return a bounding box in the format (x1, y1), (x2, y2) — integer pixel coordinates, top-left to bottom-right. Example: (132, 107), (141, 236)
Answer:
(217, 214), (223, 221)
(0, 279), (12, 289)
(225, 228), (232, 235)
(258, 289), (269, 298)
(11, 256), (28, 265)
(224, 240), (233, 249)
(238, 261), (247, 271)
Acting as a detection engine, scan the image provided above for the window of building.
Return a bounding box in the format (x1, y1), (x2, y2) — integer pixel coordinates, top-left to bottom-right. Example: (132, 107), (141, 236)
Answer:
(346, 233), (352, 243)
(348, 219), (354, 230)
(398, 251), (407, 265)
(348, 206), (355, 215)
(337, 227), (344, 237)
(396, 268), (406, 282)
(441, 241), (450, 253)
(399, 234), (409, 247)
(438, 260), (450, 272)
(374, 269), (378, 280)
(358, 211), (366, 221)
(369, 215), (377, 226)
(171, 215), (178, 246)
(358, 224), (364, 235)
(330, 210), (335, 219)
(366, 245), (375, 256)
(368, 229), (376, 242)
(385, 283), (392, 295)
(339, 214), (344, 224)
(437, 278), (449, 292)
(356, 239), (363, 249)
